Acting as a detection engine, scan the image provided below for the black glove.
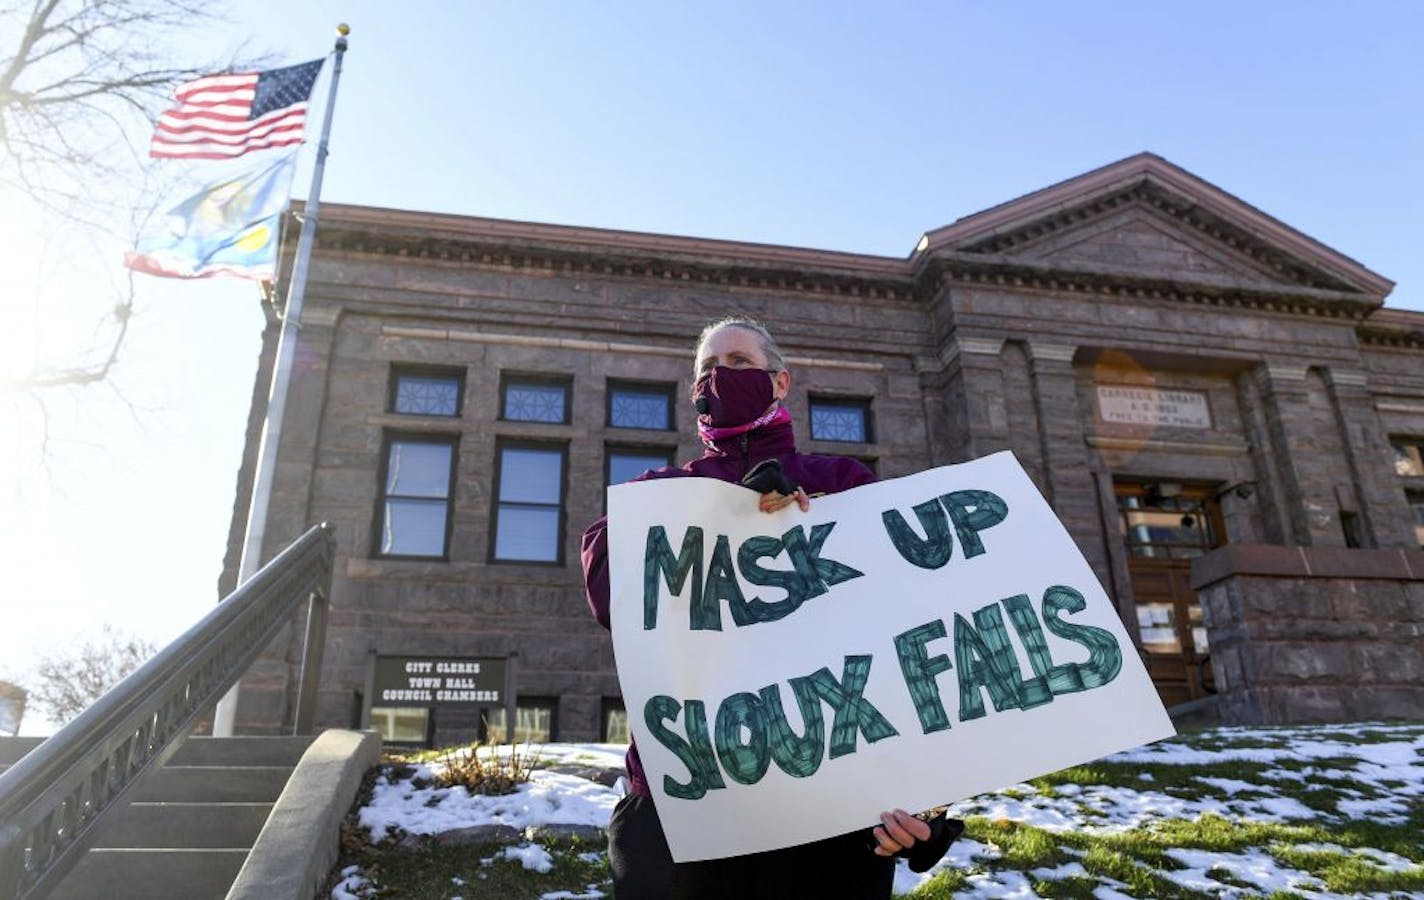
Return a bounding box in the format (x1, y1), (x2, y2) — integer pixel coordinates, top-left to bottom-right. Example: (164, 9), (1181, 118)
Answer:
(740, 459), (800, 496)
(899, 813), (965, 873)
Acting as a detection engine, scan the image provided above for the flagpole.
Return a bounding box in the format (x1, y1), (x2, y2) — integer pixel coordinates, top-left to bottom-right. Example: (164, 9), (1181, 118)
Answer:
(214, 24), (349, 737)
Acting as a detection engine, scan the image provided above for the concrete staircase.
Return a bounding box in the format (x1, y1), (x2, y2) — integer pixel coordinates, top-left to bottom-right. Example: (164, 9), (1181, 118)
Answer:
(1, 735), (315, 900)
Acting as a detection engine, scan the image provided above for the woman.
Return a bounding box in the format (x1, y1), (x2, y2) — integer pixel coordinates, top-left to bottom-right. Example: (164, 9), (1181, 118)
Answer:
(581, 317), (958, 899)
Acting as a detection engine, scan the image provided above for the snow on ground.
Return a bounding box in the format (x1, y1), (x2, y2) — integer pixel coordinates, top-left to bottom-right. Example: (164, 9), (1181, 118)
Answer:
(329, 865), (375, 900)
(951, 724), (1424, 834)
(890, 837), (1003, 895)
(341, 725), (1424, 898)
(1162, 846), (1330, 896)
(359, 766), (620, 838)
(501, 843), (556, 873)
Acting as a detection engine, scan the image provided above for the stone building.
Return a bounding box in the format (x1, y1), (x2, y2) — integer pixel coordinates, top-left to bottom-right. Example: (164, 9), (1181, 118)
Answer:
(221, 152), (1424, 745)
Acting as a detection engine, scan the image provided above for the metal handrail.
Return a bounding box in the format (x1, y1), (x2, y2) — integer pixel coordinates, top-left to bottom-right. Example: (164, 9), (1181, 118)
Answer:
(0, 523), (336, 900)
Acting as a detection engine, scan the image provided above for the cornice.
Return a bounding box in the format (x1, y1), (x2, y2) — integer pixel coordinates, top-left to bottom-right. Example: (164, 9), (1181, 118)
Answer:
(918, 251), (1378, 321)
(1357, 308), (1424, 350)
(1357, 326), (1424, 350)
(285, 197), (1389, 327)
(311, 223), (920, 303)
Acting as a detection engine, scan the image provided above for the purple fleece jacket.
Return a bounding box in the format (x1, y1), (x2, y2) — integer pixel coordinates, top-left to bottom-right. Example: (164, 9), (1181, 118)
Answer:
(580, 417), (876, 796)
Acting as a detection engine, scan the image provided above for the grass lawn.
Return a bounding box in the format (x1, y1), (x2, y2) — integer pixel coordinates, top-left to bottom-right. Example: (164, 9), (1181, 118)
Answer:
(328, 723), (1424, 899)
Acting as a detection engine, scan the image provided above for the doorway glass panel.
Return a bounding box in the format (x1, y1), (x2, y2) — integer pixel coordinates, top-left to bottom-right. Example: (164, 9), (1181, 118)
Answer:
(1118, 494), (1217, 558)
(1135, 602), (1181, 653)
(1115, 480), (1225, 705)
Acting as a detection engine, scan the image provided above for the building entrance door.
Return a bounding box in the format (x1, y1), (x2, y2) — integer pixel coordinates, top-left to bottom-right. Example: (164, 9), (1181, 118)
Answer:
(1114, 481), (1224, 707)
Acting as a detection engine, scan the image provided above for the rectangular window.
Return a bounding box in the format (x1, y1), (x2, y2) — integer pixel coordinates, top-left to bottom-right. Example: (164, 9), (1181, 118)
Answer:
(1394, 440), (1424, 477)
(1340, 510), (1364, 549)
(607, 446), (675, 486)
(389, 366), (464, 417)
(809, 397), (873, 443)
(492, 442), (566, 563)
(502, 375), (570, 424)
(369, 706), (430, 746)
(608, 381), (674, 430)
(375, 434), (457, 558)
(602, 698), (629, 744)
(482, 697), (558, 743)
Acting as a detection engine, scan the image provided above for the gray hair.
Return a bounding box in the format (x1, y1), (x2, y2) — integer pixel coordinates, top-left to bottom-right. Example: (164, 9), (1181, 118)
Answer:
(694, 316), (787, 376)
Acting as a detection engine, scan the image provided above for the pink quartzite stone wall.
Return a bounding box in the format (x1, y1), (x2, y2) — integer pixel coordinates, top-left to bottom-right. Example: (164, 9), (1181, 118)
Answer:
(1190, 545), (1424, 724)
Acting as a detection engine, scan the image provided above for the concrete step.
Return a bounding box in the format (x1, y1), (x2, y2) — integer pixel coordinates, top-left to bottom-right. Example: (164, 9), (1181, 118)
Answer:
(0, 735), (46, 765)
(14, 736), (340, 900)
(46, 848), (250, 900)
(131, 765), (292, 802)
(91, 802), (274, 849)
(168, 736), (315, 767)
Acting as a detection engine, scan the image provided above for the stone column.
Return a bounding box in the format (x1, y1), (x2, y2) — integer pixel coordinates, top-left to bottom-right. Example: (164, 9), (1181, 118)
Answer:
(1323, 368), (1418, 547)
(953, 336), (1011, 460)
(1026, 341), (1110, 578)
(1253, 362), (1338, 546)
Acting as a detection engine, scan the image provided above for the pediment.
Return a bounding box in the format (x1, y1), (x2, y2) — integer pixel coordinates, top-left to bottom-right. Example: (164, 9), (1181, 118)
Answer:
(1010, 204), (1287, 289)
(918, 154), (1393, 300)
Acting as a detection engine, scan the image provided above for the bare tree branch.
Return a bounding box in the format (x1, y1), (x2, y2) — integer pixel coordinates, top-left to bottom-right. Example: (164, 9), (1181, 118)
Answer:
(0, 0), (268, 400)
(22, 625), (157, 724)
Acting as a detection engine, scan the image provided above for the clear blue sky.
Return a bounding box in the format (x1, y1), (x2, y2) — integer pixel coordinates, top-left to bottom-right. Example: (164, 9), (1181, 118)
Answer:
(289, 2), (1424, 291)
(3, 2), (1421, 731)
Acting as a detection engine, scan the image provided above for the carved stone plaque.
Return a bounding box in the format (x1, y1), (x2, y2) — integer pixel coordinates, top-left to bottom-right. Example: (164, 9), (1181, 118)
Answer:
(1097, 385), (1210, 429)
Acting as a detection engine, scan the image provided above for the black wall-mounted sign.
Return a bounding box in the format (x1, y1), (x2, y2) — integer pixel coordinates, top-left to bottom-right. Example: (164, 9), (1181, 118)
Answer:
(370, 655), (509, 708)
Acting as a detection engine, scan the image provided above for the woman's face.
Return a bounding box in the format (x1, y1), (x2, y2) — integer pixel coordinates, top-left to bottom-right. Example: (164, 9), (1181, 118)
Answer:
(696, 325), (790, 401)
(697, 325), (769, 373)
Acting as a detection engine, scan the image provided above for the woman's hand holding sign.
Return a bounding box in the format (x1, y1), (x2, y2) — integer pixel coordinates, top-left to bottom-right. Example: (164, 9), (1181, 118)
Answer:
(758, 486), (810, 513)
(871, 809), (930, 856)
(744, 458), (812, 513)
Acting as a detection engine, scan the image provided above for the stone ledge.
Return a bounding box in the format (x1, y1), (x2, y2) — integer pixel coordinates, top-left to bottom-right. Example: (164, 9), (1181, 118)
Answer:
(1190, 544), (1424, 590)
(227, 729), (383, 900)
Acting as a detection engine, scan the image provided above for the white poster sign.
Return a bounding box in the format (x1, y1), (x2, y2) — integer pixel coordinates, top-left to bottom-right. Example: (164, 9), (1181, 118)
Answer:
(607, 452), (1174, 862)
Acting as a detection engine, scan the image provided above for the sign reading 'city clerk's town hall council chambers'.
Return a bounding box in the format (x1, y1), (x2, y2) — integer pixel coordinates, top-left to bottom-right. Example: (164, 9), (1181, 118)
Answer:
(608, 452), (1175, 862)
(370, 656), (507, 706)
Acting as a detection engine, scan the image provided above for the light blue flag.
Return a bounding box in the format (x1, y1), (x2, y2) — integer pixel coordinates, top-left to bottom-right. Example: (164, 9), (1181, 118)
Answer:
(126, 153), (297, 280)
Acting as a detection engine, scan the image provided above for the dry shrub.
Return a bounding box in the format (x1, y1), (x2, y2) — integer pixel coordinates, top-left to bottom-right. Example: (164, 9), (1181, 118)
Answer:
(435, 742), (542, 796)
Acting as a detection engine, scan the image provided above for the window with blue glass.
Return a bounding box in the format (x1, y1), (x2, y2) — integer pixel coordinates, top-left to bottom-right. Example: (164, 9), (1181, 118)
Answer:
(607, 381), (674, 430)
(606, 446), (674, 486)
(809, 397), (873, 443)
(492, 442), (566, 563)
(374, 434), (457, 558)
(390, 366), (463, 417)
(501, 376), (570, 424)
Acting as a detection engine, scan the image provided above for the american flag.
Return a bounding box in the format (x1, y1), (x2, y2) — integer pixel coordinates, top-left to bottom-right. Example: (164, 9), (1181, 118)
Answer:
(150, 59), (325, 160)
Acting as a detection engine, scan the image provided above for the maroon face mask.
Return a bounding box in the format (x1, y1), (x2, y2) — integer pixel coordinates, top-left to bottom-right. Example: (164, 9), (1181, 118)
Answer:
(693, 366), (776, 429)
